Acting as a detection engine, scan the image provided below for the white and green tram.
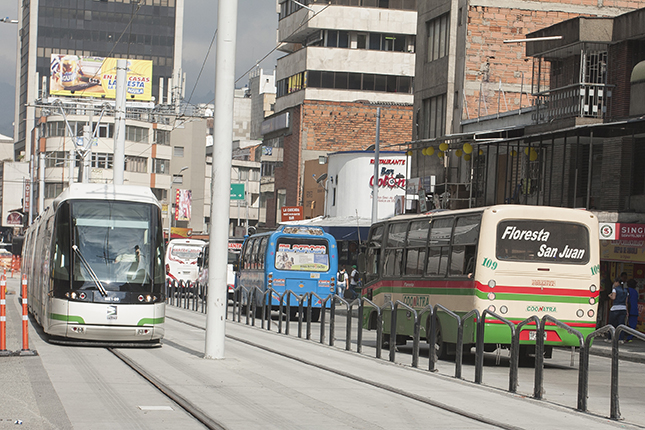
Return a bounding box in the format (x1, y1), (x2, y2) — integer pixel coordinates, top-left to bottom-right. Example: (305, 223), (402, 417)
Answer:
(22, 183), (166, 344)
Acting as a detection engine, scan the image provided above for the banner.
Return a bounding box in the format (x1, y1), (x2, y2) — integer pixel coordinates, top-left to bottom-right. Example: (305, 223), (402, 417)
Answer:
(175, 189), (192, 222)
(50, 55), (153, 101)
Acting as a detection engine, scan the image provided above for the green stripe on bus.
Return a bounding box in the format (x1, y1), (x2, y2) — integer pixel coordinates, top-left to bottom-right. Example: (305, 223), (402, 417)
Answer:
(50, 313), (85, 324)
(137, 317), (164, 326)
(474, 290), (591, 304)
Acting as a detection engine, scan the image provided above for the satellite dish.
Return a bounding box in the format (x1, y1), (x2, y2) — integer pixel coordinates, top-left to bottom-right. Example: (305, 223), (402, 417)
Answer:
(315, 173), (328, 184)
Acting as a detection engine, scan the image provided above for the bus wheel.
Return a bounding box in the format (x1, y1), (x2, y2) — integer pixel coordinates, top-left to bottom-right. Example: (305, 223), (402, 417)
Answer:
(310, 308), (321, 322)
(430, 323), (449, 361)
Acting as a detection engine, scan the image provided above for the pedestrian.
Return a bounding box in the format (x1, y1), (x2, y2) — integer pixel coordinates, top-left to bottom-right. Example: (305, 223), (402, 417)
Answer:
(337, 265), (348, 297)
(626, 279), (639, 342)
(608, 272), (628, 342)
(348, 265), (360, 299)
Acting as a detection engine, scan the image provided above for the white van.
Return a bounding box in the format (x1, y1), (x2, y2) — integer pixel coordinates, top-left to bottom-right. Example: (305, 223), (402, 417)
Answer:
(165, 239), (206, 284)
(197, 239), (243, 301)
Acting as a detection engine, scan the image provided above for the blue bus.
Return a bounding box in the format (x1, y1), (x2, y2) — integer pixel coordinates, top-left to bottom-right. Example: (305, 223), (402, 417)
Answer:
(237, 225), (338, 321)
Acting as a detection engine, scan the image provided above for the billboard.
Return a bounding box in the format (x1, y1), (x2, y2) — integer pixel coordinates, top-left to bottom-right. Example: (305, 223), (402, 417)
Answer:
(50, 55), (153, 101)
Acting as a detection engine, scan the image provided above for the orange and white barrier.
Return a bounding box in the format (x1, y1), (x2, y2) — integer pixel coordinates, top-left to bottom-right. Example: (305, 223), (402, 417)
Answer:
(0, 275), (6, 352)
(21, 274), (29, 352)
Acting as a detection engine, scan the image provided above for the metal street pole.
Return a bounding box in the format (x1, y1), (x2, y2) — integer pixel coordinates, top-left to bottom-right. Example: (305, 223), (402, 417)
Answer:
(113, 59), (127, 185)
(371, 107), (380, 224)
(205, 0), (237, 359)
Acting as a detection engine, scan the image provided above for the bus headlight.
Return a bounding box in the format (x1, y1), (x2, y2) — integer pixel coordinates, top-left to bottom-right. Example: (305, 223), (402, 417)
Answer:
(576, 309), (584, 318)
(487, 292), (496, 300)
(488, 280), (496, 288)
(587, 309), (595, 318)
(590, 284), (597, 293)
(589, 297), (595, 305)
(500, 305), (508, 314)
(488, 305), (496, 313)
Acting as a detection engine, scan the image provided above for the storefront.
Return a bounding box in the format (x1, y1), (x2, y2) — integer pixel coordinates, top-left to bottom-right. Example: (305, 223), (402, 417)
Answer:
(598, 223), (645, 333)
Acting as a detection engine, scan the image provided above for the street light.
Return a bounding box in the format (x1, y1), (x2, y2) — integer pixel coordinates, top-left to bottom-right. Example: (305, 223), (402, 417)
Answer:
(168, 166), (189, 242)
(1, 17), (18, 24)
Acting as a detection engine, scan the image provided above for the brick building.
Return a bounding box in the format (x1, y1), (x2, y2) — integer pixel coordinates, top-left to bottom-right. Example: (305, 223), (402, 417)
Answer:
(262, 100), (412, 227)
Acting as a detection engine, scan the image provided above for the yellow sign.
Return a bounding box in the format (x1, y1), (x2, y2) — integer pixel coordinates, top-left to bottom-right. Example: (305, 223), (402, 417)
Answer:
(50, 55), (153, 101)
(600, 240), (645, 263)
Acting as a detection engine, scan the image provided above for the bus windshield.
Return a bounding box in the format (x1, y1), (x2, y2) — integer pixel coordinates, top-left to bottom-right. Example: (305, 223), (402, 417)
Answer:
(496, 220), (590, 264)
(275, 237), (330, 272)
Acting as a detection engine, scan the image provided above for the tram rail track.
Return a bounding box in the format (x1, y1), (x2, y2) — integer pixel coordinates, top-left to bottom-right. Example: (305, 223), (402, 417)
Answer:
(165, 315), (524, 430)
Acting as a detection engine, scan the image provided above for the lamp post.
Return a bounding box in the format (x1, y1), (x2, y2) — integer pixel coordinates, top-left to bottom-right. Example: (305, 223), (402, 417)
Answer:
(168, 166), (189, 242)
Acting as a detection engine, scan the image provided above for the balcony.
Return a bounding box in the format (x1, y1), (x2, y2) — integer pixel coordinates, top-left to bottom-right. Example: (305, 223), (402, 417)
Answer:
(532, 83), (612, 124)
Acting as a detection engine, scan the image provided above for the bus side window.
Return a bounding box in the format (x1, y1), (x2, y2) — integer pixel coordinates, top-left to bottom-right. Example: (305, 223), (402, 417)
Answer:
(251, 238), (261, 269)
(405, 219), (429, 276)
(258, 237), (268, 270)
(243, 240), (253, 270)
(426, 217), (452, 277)
(383, 222), (407, 277)
(449, 215), (481, 277)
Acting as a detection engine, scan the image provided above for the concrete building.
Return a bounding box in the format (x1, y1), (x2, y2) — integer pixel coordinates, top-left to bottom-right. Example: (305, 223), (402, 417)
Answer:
(259, 1), (417, 228)
(14, 0), (185, 162)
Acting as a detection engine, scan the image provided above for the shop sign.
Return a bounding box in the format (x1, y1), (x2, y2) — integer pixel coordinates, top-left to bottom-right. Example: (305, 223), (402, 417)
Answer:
(619, 223), (645, 241)
(599, 223), (618, 240)
(600, 240), (645, 263)
(6, 212), (22, 226)
(281, 206), (303, 222)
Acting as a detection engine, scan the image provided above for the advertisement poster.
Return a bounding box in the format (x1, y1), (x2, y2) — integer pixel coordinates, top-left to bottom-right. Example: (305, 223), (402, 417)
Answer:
(50, 55), (153, 101)
(175, 189), (192, 222)
(275, 243), (329, 272)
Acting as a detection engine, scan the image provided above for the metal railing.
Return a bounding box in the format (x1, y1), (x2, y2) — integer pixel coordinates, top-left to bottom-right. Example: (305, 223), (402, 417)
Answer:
(166, 283), (645, 421)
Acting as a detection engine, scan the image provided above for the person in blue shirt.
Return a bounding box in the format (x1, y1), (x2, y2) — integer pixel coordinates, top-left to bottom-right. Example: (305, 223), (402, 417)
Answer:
(608, 272), (628, 341)
(626, 279), (639, 342)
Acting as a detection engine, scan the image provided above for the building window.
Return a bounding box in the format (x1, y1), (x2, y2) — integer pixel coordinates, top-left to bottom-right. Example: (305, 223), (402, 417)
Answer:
(125, 126), (149, 143)
(173, 146), (184, 157)
(152, 158), (169, 174)
(45, 151), (67, 168)
(151, 188), (169, 203)
(421, 94), (446, 139)
(290, 70), (412, 97)
(45, 183), (65, 199)
(426, 13), (449, 63)
(93, 123), (114, 138)
(125, 156), (147, 173)
(155, 129), (171, 145)
(90, 153), (114, 169)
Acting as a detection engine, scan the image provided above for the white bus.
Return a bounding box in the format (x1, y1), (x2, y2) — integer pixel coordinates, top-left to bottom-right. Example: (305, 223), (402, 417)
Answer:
(361, 205), (600, 360)
(165, 238), (206, 284)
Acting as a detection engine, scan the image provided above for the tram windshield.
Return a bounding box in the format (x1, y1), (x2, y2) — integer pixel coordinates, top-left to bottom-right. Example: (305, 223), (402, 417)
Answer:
(52, 200), (164, 293)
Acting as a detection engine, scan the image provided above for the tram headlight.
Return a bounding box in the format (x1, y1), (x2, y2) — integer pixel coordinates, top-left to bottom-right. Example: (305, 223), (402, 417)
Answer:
(590, 284), (597, 293)
(488, 280), (496, 288)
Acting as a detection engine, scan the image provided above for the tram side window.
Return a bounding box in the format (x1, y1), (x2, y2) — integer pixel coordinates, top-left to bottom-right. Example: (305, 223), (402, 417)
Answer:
(426, 217), (453, 276)
(449, 215), (481, 277)
(383, 222), (407, 277)
(52, 203), (71, 284)
(365, 225), (384, 283)
(405, 219), (429, 276)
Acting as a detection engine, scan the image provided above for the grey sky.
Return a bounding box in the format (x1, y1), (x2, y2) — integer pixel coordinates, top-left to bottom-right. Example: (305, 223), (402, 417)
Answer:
(0, 1), (282, 136)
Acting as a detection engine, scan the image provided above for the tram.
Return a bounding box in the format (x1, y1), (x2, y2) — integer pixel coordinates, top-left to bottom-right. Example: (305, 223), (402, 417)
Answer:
(22, 183), (166, 344)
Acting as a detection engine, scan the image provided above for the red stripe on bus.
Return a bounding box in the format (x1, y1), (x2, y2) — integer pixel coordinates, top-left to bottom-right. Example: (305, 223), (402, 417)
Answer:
(475, 281), (598, 298)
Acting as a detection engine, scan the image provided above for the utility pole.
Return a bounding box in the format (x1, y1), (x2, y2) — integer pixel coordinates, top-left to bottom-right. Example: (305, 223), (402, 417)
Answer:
(205, 0), (238, 360)
(371, 107), (380, 224)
